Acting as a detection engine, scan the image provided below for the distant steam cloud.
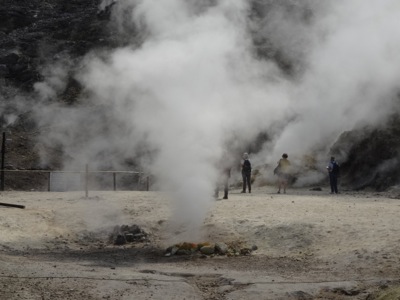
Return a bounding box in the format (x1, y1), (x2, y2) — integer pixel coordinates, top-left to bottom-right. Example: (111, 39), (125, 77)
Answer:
(255, 0), (400, 167)
(30, 0), (400, 240)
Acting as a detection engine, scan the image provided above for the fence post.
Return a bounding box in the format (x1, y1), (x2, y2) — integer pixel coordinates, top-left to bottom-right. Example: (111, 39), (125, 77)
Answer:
(146, 176), (149, 191)
(1, 132), (5, 191)
(85, 164), (89, 198)
(113, 172), (116, 191)
(47, 172), (51, 192)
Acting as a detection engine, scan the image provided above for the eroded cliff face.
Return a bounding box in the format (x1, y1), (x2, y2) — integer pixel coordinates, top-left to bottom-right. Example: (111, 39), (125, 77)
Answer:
(1, 1), (400, 191)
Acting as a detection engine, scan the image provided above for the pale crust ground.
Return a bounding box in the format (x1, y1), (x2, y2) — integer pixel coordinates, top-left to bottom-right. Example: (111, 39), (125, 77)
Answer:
(0, 187), (399, 299)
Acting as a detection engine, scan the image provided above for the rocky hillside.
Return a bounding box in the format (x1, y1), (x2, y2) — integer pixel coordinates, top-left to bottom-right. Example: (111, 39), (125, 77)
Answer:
(0, 0), (110, 90)
(0, 0), (109, 189)
(1, 0), (400, 191)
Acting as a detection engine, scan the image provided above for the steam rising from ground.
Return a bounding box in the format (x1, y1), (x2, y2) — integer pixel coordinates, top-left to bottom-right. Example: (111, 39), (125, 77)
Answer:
(29, 0), (400, 240)
(80, 0), (287, 240)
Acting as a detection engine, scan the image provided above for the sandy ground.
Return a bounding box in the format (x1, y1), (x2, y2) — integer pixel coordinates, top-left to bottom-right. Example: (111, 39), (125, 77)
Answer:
(1, 186), (400, 300)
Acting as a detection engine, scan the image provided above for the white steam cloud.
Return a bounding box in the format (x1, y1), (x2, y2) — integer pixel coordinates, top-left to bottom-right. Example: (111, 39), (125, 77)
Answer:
(79, 0), (288, 240)
(31, 0), (400, 241)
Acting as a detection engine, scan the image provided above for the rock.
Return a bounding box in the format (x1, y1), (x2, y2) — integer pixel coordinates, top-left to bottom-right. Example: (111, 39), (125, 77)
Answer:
(114, 234), (126, 245)
(0, 0), (110, 92)
(240, 248), (252, 255)
(176, 249), (192, 256)
(289, 290), (313, 299)
(170, 246), (179, 256)
(111, 224), (148, 245)
(215, 242), (228, 255)
(125, 233), (134, 242)
(200, 245), (215, 255)
(330, 287), (361, 296)
(0, 64), (9, 76)
(0, 53), (20, 64)
(0, 8), (34, 33)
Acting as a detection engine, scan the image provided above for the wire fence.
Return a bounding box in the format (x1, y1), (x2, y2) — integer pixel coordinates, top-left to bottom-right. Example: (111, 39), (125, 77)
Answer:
(0, 132), (154, 193)
(0, 169), (151, 192)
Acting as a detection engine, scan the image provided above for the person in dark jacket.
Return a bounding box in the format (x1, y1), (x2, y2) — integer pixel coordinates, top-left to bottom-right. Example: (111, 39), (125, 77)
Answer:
(327, 156), (340, 194)
(241, 153), (251, 193)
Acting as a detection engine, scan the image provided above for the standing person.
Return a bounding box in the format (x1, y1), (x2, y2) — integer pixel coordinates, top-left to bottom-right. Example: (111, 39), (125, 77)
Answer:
(241, 153), (252, 193)
(214, 166), (231, 199)
(327, 156), (340, 194)
(274, 153), (291, 194)
(214, 151), (233, 199)
(221, 167), (231, 199)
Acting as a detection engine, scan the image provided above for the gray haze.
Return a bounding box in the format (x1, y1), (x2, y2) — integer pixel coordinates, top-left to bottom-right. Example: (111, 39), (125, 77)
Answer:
(31, 0), (400, 240)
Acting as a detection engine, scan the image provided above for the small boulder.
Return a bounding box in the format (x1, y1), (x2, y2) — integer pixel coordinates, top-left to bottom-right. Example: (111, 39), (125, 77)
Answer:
(200, 245), (215, 255)
(114, 234), (126, 245)
(215, 242), (228, 255)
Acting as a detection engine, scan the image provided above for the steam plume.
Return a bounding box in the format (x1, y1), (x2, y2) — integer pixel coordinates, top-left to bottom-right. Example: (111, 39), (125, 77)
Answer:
(30, 0), (400, 240)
